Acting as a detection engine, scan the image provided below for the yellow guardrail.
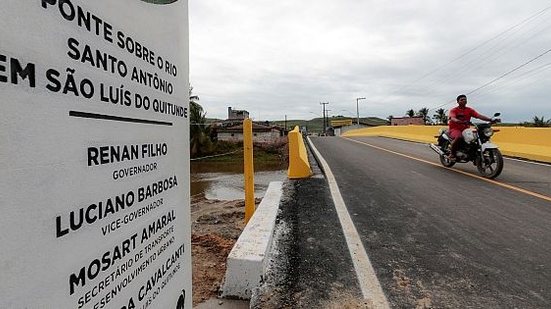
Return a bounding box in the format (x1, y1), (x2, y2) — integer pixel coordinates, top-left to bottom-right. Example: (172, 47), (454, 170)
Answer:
(343, 125), (551, 163)
(288, 126), (313, 179)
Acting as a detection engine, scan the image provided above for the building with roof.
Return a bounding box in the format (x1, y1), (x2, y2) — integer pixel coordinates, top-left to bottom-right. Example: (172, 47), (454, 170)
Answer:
(390, 116), (425, 126)
(216, 123), (284, 144)
(227, 107), (249, 120)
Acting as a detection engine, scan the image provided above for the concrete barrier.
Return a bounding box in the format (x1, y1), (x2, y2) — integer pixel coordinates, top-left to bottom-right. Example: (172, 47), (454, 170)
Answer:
(288, 126), (312, 178)
(221, 181), (283, 299)
(343, 125), (551, 163)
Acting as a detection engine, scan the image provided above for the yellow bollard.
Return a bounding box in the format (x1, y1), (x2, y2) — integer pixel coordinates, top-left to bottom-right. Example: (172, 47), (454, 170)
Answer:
(288, 126), (312, 179)
(243, 118), (255, 223)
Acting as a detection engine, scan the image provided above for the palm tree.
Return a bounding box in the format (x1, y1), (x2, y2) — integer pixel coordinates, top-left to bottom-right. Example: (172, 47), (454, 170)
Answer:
(189, 85), (212, 157)
(533, 115), (551, 127)
(190, 85), (200, 107)
(406, 109), (415, 117)
(417, 107), (430, 124)
(433, 108), (448, 125)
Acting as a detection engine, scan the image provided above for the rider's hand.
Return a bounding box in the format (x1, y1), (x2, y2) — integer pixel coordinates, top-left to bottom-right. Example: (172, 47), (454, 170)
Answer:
(492, 118), (501, 123)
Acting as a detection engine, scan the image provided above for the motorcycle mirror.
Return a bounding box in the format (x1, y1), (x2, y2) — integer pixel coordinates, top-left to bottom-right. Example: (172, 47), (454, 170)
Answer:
(494, 112), (501, 117)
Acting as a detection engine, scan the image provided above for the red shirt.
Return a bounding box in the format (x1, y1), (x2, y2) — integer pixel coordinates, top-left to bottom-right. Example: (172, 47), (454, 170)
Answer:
(448, 106), (480, 131)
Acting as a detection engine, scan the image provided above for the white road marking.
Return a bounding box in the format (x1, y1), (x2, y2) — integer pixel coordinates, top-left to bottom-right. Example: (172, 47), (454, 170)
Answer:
(505, 157), (551, 167)
(357, 135), (551, 167)
(345, 137), (551, 203)
(308, 137), (390, 308)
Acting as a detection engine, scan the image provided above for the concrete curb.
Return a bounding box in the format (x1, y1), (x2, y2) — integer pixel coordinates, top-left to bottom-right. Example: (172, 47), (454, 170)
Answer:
(306, 136), (326, 176)
(221, 181), (284, 299)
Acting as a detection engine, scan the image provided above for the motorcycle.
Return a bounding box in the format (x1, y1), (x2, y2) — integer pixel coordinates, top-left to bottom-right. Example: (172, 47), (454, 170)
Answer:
(429, 113), (503, 179)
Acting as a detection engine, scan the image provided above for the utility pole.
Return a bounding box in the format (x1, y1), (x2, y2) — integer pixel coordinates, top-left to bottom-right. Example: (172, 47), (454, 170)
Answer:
(320, 102), (329, 135)
(325, 109), (331, 135)
(284, 114), (287, 132)
(356, 97), (366, 126)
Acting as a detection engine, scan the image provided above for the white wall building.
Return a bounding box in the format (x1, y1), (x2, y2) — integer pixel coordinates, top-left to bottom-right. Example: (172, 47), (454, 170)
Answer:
(217, 123), (283, 144)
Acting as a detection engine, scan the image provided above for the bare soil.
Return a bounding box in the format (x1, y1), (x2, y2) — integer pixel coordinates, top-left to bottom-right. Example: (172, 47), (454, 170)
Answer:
(191, 194), (261, 306)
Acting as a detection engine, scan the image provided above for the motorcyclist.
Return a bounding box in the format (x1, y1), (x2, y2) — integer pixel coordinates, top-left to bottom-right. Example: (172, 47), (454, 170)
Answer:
(447, 94), (497, 161)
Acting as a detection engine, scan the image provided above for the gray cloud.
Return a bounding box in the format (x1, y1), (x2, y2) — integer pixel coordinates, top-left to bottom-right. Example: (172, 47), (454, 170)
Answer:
(190, 0), (551, 122)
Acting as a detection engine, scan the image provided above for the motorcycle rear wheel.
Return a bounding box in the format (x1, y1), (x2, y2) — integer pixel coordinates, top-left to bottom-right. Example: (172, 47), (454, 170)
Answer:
(439, 154), (456, 167)
(439, 141), (455, 167)
(476, 148), (503, 179)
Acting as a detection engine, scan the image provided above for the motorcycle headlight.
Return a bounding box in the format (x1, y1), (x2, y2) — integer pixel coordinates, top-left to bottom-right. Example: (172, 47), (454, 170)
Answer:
(483, 127), (494, 137)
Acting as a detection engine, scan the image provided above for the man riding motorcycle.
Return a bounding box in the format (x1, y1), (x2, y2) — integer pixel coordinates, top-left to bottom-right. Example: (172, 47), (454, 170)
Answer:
(448, 94), (499, 161)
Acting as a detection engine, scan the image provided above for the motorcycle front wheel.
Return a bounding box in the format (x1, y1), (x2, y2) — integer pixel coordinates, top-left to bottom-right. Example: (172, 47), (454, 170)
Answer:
(476, 148), (504, 179)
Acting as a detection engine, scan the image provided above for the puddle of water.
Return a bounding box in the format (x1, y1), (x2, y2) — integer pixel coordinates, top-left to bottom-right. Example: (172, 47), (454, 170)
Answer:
(191, 161), (286, 200)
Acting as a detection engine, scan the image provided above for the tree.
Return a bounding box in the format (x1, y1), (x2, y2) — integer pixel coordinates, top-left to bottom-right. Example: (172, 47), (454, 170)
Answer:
(433, 108), (448, 125)
(406, 109), (415, 117)
(417, 107), (430, 124)
(533, 115), (551, 127)
(189, 85), (200, 107)
(189, 85), (212, 157)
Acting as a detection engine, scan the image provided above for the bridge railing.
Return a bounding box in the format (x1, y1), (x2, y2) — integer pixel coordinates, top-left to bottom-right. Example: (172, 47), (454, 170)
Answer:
(343, 125), (551, 163)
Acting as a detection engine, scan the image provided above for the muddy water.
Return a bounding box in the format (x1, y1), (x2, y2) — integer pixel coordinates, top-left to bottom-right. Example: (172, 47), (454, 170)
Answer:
(191, 161), (286, 200)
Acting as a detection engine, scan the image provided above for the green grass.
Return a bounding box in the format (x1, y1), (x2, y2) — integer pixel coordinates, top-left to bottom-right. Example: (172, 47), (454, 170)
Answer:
(198, 149), (284, 163)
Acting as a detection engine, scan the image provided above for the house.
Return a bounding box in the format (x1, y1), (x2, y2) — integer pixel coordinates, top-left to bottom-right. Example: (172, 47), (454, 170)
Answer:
(390, 116), (425, 126)
(330, 118), (353, 127)
(212, 107), (284, 143)
(228, 107), (249, 120)
(330, 118), (353, 136)
(216, 123), (284, 144)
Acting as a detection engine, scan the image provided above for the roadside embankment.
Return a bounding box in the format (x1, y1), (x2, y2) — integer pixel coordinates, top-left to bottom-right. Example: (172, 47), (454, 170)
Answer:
(343, 125), (551, 163)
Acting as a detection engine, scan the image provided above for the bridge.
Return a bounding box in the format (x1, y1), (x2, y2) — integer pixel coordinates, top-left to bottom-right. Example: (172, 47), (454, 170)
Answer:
(225, 127), (551, 308)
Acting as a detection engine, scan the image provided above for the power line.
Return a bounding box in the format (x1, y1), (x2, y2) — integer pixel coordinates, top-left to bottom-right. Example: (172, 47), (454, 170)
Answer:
(441, 12), (551, 85)
(383, 5), (551, 112)
(417, 12), (551, 105)
(379, 4), (551, 103)
(468, 47), (551, 95)
(475, 60), (551, 99)
(429, 45), (551, 111)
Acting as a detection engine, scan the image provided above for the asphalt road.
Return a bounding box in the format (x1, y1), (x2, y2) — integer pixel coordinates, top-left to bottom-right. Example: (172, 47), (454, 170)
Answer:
(310, 136), (551, 309)
(254, 146), (364, 308)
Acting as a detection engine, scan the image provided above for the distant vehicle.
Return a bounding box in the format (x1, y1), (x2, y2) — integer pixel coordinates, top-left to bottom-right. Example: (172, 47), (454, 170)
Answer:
(430, 113), (503, 179)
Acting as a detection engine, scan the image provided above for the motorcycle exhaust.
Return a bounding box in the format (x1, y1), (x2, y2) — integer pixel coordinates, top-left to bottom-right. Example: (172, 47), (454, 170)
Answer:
(429, 143), (445, 156)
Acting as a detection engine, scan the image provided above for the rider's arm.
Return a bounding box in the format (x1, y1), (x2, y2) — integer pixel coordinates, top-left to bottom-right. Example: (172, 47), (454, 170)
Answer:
(476, 114), (492, 121)
(472, 108), (495, 122)
(449, 116), (465, 123)
(449, 110), (467, 124)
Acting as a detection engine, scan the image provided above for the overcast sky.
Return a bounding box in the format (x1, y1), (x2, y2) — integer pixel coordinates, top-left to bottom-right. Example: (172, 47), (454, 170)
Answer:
(189, 0), (551, 123)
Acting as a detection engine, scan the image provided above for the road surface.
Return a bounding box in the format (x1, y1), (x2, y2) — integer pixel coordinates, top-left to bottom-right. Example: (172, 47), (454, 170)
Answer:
(309, 136), (551, 308)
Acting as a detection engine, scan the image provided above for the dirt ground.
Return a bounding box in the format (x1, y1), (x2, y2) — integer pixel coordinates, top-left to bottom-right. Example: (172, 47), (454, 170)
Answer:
(191, 194), (261, 306)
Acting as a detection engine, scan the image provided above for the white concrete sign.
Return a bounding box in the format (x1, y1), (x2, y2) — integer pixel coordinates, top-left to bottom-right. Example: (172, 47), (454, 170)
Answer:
(0, 0), (191, 308)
